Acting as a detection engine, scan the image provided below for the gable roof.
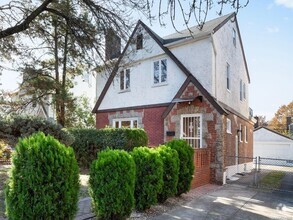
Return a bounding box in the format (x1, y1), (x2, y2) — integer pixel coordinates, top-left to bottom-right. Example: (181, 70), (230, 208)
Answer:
(162, 13), (234, 45)
(254, 126), (293, 141)
(162, 75), (228, 119)
(92, 13), (247, 113)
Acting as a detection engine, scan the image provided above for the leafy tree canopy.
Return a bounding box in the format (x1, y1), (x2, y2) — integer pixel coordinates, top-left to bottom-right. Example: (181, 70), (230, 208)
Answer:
(269, 101), (293, 136)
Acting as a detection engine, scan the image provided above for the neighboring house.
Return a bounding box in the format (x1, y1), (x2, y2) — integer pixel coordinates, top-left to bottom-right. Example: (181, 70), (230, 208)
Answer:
(92, 13), (255, 187)
(254, 126), (293, 160)
(1, 89), (55, 120)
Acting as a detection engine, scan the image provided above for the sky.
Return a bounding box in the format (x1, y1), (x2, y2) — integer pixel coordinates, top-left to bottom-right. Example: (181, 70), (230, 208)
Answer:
(1, 0), (293, 120)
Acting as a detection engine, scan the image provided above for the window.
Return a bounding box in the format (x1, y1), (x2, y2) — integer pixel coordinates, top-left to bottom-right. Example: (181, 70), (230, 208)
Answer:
(153, 59), (167, 85)
(239, 124), (242, 142)
(227, 118), (232, 133)
(240, 79), (243, 101)
(243, 82), (246, 100)
(113, 118), (138, 128)
(226, 63), (230, 91)
(120, 69), (130, 91)
(136, 34), (143, 50)
(180, 114), (202, 148)
(233, 28), (236, 46)
(244, 126), (247, 143)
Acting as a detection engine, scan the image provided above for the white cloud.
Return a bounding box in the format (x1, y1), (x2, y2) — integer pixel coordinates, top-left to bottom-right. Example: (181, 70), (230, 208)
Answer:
(275, 0), (293, 8)
(266, 26), (280, 33)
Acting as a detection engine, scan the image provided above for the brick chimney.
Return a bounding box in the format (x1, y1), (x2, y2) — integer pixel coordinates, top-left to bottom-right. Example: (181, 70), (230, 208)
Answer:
(105, 29), (121, 61)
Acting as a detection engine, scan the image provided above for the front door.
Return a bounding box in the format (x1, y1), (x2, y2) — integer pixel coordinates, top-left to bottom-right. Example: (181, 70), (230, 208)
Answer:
(180, 114), (202, 148)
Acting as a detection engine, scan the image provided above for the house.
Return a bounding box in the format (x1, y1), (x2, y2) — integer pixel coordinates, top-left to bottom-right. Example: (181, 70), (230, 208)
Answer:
(92, 13), (254, 187)
(254, 126), (293, 161)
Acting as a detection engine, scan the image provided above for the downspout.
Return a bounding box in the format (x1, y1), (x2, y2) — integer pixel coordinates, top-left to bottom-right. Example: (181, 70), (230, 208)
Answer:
(211, 32), (217, 100)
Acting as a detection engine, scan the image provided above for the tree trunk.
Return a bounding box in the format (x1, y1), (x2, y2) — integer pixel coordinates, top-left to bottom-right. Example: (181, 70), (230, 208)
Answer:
(53, 17), (63, 126)
(60, 29), (69, 127)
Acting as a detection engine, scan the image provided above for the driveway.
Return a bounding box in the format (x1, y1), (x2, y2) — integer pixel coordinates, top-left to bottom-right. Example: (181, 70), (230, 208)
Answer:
(151, 184), (293, 220)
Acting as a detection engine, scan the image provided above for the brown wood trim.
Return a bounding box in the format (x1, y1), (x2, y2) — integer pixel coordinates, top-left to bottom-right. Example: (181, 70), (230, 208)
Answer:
(213, 13), (235, 33)
(92, 21), (143, 113)
(97, 103), (170, 113)
(219, 101), (254, 125)
(162, 75), (228, 119)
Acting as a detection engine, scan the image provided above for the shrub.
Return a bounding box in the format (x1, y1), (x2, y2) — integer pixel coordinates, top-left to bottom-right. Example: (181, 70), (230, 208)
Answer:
(0, 115), (74, 147)
(167, 139), (194, 196)
(5, 132), (79, 220)
(89, 149), (135, 219)
(156, 145), (179, 203)
(69, 127), (148, 168)
(131, 147), (163, 211)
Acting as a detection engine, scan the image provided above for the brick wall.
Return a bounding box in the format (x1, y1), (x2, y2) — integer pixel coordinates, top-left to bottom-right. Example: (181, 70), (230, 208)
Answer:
(96, 106), (167, 146)
(164, 83), (224, 187)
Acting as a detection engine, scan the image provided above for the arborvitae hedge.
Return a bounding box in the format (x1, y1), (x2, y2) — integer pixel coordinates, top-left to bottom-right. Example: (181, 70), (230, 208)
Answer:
(131, 147), (163, 211)
(89, 149), (136, 219)
(167, 139), (194, 196)
(156, 145), (179, 203)
(5, 132), (79, 220)
(0, 115), (74, 147)
(69, 127), (148, 168)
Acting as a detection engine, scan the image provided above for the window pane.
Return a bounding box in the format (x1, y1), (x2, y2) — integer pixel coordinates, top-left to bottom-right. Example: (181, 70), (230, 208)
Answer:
(115, 121), (119, 128)
(121, 121), (131, 128)
(227, 64), (230, 90)
(136, 34), (143, 50)
(240, 80), (243, 101)
(133, 120), (138, 128)
(120, 71), (124, 90)
(154, 61), (159, 84)
(161, 59), (167, 83)
(126, 69), (130, 89)
(243, 83), (246, 99)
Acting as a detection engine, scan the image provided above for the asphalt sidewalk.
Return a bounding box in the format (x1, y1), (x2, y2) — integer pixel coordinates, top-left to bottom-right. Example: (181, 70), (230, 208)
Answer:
(151, 184), (293, 220)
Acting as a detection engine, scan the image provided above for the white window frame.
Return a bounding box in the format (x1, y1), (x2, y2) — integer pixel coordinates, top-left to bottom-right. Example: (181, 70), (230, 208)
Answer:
(244, 126), (247, 143)
(153, 58), (167, 85)
(226, 63), (231, 91)
(112, 118), (138, 128)
(227, 118), (232, 134)
(240, 79), (243, 101)
(239, 124), (243, 142)
(180, 114), (203, 148)
(233, 28), (236, 46)
(243, 82), (246, 100)
(120, 69), (130, 91)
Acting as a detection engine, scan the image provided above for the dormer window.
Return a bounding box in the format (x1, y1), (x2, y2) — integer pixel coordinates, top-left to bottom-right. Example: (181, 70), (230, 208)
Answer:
(232, 28), (236, 46)
(120, 69), (130, 91)
(136, 34), (143, 50)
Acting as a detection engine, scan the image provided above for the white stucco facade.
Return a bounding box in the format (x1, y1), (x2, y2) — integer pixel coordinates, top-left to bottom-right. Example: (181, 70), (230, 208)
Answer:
(212, 19), (250, 118)
(95, 14), (251, 121)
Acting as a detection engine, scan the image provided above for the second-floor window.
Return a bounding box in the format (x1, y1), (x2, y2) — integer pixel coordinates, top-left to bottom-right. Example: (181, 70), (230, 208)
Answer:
(243, 82), (246, 100)
(226, 63), (230, 91)
(153, 59), (167, 85)
(120, 69), (130, 91)
(240, 79), (243, 101)
(233, 28), (236, 46)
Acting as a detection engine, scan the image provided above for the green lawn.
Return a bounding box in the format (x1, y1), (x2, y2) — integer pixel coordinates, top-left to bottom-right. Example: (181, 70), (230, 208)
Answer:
(0, 166), (90, 219)
(259, 171), (285, 189)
